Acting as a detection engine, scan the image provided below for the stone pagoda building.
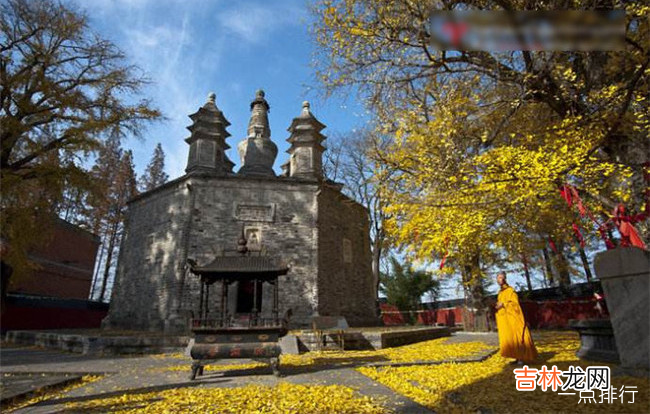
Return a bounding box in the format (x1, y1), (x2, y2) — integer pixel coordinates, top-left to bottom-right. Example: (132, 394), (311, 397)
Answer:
(103, 91), (377, 333)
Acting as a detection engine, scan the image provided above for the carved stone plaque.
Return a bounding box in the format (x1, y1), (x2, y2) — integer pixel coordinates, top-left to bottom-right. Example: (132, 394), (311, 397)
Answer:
(199, 140), (215, 165)
(234, 204), (275, 222)
(297, 148), (312, 171)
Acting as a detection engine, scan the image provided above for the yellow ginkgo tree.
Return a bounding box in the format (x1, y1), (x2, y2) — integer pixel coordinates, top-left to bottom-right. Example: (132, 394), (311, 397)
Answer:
(314, 0), (649, 329)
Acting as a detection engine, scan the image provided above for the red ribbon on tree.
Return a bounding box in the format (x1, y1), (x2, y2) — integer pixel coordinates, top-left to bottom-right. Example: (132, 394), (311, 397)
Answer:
(439, 237), (450, 270)
(610, 162), (650, 249)
(569, 186), (588, 217)
(559, 185), (573, 207)
(560, 161), (650, 250)
(612, 204), (647, 249)
(559, 184), (614, 249)
(572, 223), (585, 248)
(598, 226), (617, 250)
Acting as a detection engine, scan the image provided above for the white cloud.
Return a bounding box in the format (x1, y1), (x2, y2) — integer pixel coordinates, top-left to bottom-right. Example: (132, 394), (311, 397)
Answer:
(122, 12), (190, 67)
(83, 0), (307, 178)
(90, 0), (160, 16)
(123, 25), (174, 48)
(97, 7), (205, 178)
(216, 3), (305, 44)
(91, 0), (202, 13)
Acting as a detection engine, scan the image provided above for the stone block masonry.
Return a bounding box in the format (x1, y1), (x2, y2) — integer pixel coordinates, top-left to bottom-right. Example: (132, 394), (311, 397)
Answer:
(103, 173), (376, 333)
(103, 91), (376, 333)
(317, 186), (376, 326)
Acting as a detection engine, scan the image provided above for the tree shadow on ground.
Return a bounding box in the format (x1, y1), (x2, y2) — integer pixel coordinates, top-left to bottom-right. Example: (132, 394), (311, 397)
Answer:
(435, 361), (648, 413)
(194, 354), (392, 379)
(370, 346), (649, 413)
(26, 378), (230, 412)
(188, 346), (499, 380)
(0, 347), (150, 367)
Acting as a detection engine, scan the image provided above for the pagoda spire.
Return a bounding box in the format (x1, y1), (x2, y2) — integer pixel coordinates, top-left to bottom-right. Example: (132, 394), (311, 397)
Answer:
(184, 92), (234, 175)
(247, 89), (271, 139)
(283, 101), (326, 181)
(237, 90), (278, 177)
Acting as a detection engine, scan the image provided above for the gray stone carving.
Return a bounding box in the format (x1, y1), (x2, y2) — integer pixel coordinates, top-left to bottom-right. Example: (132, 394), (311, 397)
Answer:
(234, 204), (275, 222)
(594, 247), (650, 373)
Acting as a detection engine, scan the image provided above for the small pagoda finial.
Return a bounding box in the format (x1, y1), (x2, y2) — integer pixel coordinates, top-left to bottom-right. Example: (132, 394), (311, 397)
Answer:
(285, 97), (326, 180)
(207, 92), (216, 104)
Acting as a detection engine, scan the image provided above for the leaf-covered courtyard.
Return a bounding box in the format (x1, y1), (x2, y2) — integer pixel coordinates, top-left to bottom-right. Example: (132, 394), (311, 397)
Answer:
(5, 331), (648, 413)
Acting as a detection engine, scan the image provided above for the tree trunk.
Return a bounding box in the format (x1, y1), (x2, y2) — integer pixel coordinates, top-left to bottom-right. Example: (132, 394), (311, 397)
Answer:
(542, 247), (554, 286)
(99, 220), (119, 302)
(523, 259), (533, 291)
(553, 243), (572, 287)
(371, 236), (382, 315)
(461, 253), (488, 332)
(90, 232), (107, 300)
(578, 245), (592, 281)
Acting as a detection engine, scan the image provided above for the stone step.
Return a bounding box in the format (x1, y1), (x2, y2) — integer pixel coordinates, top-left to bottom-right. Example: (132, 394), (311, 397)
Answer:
(296, 326), (451, 351)
(0, 373), (83, 409)
(5, 330), (189, 356)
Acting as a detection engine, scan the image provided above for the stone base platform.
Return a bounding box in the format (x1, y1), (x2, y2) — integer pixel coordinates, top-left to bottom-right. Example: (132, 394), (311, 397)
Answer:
(569, 319), (620, 363)
(5, 330), (189, 356)
(5, 326), (452, 356)
(296, 326), (451, 351)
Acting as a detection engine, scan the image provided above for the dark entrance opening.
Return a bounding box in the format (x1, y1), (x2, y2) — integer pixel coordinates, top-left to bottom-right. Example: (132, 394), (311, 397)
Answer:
(236, 280), (263, 313)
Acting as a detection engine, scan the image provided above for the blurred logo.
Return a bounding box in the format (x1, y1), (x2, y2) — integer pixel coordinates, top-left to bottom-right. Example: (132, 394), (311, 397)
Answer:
(428, 11), (625, 51)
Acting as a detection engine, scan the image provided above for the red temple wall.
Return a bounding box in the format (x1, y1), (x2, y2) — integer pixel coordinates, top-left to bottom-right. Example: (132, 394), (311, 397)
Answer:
(8, 218), (99, 300)
(380, 297), (607, 329)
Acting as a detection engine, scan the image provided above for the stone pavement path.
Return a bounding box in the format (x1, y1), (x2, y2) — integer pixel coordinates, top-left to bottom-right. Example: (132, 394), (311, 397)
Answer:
(1, 332), (498, 413)
(1, 373), (82, 408)
(443, 331), (499, 347)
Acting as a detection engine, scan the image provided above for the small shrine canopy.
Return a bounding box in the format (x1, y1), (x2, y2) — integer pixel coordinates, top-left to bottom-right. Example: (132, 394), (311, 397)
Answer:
(187, 231), (289, 328)
(186, 233), (290, 377)
(189, 255), (289, 280)
(188, 230), (289, 281)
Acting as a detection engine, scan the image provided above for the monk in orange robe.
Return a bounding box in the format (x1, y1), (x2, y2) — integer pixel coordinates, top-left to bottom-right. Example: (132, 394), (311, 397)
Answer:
(495, 271), (538, 363)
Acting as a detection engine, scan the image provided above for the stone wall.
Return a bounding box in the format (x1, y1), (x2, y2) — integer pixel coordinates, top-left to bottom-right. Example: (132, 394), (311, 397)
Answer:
(180, 175), (320, 328)
(105, 174), (377, 332)
(316, 185), (376, 326)
(105, 174), (324, 331)
(104, 177), (190, 331)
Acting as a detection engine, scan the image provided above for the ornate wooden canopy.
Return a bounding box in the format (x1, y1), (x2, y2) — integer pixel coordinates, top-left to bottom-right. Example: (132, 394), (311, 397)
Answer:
(189, 254), (289, 281)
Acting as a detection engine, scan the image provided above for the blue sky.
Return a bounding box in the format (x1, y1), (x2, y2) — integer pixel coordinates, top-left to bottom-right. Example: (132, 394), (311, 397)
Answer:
(83, 0), (368, 178)
(80, 0), (590, 298)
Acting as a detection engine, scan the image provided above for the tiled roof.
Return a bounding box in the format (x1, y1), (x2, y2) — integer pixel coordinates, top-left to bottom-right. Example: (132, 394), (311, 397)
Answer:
(190, 255), (289, 277)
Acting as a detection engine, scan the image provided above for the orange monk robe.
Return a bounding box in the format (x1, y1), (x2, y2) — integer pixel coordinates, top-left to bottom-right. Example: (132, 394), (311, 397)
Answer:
(495, 285), (538, 362)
